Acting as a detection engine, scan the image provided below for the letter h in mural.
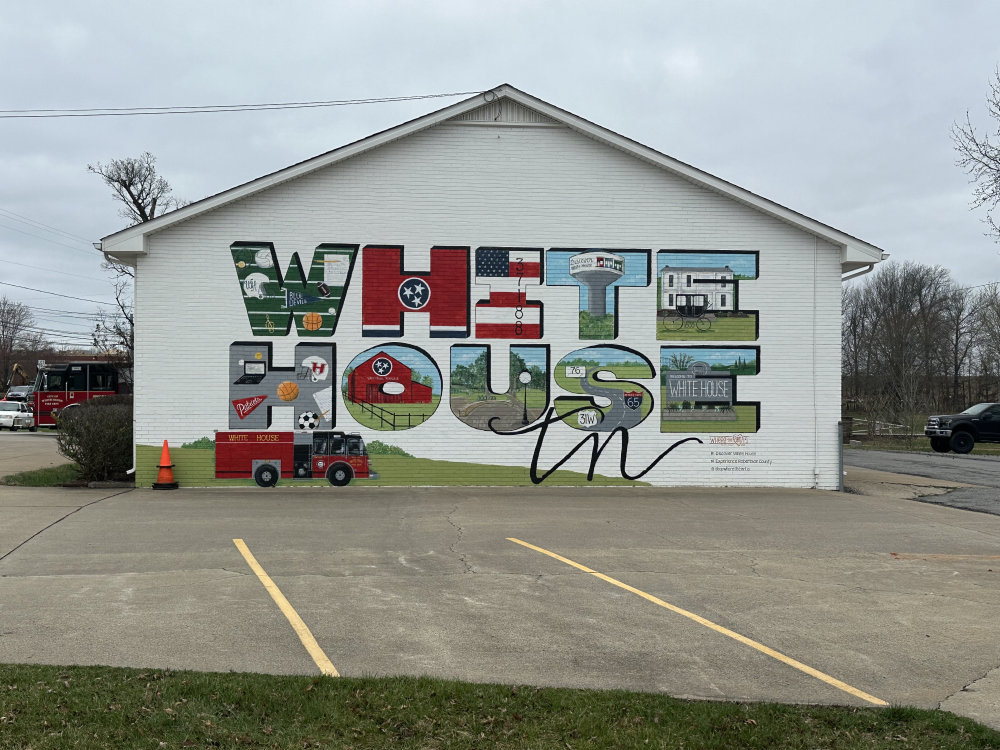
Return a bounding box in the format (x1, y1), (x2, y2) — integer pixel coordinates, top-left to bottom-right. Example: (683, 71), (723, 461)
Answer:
(361, 246), (470, 338)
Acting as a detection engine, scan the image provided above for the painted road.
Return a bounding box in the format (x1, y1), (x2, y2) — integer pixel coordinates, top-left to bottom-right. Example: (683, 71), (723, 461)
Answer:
(574, 369), (644, 430)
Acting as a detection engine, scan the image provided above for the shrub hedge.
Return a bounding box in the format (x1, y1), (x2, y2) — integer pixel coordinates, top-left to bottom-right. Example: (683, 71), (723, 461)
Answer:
(56, 395), (133, 481)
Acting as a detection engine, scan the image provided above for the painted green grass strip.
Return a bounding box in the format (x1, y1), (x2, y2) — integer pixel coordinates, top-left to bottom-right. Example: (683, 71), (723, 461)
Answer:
(0, 664), (996, 749)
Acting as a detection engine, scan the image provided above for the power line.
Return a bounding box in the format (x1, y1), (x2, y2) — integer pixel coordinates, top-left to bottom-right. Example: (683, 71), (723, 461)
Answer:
(0, 91), (483, 119)
(0, 207), (94, 244)
(0, 280), (115, 305)
(0, 219), (98, 253)
(3, 258), (111, 283)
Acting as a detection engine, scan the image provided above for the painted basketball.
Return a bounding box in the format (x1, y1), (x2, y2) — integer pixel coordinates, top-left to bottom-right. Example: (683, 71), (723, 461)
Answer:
(302, 311), (323, 331)
(277, 381), (299, 401)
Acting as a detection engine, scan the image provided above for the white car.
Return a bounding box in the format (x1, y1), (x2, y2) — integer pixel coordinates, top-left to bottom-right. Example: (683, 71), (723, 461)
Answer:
(0, 400), (36, 431)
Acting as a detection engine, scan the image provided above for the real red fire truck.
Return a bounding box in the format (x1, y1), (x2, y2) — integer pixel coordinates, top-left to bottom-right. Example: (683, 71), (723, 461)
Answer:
(32, 361), (129, 427)
(214, 430), (378, 487)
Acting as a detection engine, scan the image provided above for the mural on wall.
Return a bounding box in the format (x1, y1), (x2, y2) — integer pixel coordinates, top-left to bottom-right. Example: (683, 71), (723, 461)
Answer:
(361, 245), (470, 338)
(545, 250), (650, 339)
(656, 251), (758, 341)
(229, 341), (335, 430)
(552, 346), (655, 431)
(231, 242), (358, 336)
(660, 347), (760, 433)
(474, 247), (544, 338)
(341, 344), (442, 430)
(449, 345), (550, 431)
(141, 240), (782, 489)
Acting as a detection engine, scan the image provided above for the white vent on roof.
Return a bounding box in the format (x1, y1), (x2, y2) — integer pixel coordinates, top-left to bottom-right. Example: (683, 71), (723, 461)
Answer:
(451, 97), (558, 125)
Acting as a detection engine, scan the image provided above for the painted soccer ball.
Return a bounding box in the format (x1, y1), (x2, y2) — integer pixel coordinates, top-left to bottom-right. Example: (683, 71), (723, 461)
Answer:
(297, 411), (320, 430)
(302, 311), (323, 331)
(277, 381), (299, 401)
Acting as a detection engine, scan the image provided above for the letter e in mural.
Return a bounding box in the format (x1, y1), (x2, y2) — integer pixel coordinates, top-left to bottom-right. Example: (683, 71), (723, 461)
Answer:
(656, 251), (758, 341)
(660, 346), (759, 432)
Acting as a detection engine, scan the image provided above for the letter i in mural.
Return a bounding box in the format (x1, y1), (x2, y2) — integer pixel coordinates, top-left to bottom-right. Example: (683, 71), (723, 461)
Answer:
(450, 345), (550, 431)
(546, 250), (650, 339)
(473, 247), (544, 338)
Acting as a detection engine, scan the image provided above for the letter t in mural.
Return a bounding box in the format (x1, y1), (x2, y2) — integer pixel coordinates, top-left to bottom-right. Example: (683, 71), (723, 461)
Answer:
(546, 250), (650, 339)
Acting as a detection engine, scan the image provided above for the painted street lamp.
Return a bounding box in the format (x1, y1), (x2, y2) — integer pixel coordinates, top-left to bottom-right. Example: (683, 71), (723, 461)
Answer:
(518, 369), (532, 425)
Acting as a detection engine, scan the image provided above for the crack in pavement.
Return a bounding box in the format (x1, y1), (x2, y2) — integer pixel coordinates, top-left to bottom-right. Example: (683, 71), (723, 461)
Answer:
(0, 488), (134, 565)
(445, 505), (472, 574)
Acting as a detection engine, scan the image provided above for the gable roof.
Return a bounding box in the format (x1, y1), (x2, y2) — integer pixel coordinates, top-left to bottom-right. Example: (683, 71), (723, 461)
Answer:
(100, 84), (886, 274)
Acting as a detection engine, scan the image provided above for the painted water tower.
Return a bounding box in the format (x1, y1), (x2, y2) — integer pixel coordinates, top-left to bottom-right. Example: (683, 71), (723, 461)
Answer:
(569, 251), (625, 316)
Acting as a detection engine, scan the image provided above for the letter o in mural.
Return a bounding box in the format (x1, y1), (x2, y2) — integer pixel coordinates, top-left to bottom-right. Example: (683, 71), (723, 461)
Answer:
(342, 344), (442, 430)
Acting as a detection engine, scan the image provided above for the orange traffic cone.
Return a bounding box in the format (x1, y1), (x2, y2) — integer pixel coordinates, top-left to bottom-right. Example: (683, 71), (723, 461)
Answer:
(152, 439), (179, 490)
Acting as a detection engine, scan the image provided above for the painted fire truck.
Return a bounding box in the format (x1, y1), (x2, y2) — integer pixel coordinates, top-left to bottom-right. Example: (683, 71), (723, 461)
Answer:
(214, 430), (378, 487)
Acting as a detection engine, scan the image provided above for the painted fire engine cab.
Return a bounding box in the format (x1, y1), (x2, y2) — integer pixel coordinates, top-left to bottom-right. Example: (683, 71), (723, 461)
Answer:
(214, 430), (378, 487)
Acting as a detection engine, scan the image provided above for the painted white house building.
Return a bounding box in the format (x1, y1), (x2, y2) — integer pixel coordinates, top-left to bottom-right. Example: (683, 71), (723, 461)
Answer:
(100, 84), (886, 490)
(660, 265), (736, 313)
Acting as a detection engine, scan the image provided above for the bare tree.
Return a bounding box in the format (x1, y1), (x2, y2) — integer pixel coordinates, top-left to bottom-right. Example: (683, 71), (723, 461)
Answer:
(88, 152), (184, 374)
(87, 151), (182, 228)
(0, 297), (34, 386)
(953, 68), (1000, 241)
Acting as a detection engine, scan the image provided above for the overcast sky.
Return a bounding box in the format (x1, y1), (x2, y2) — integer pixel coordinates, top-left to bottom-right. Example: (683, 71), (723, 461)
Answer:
(3, 1), (999, 349)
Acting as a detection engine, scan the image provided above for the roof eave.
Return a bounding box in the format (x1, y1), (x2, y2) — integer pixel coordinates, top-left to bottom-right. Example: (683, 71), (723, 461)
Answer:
(100, 83), (887, 270)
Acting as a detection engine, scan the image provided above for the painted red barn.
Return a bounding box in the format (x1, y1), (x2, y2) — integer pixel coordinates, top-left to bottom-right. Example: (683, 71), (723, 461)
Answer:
(347, 351), (433, 404)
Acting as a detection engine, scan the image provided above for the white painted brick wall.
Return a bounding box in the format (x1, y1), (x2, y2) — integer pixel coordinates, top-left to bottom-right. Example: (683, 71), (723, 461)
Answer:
(134, 120), (845, 488)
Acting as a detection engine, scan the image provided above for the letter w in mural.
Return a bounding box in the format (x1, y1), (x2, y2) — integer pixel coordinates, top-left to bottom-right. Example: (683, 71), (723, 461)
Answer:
(231, 242), (358, 336)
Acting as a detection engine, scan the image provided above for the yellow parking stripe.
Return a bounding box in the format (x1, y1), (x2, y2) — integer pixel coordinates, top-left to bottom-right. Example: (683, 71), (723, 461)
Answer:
(508, 537), (887, 706)
(233, 538), (339, 677)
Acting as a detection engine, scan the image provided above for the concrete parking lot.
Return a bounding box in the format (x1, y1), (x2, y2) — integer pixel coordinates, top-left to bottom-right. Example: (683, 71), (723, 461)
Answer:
(2, 431), (999, 727)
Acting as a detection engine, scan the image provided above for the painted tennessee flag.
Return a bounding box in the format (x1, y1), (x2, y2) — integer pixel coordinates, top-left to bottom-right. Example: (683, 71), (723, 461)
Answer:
(474, 248), (543, 338)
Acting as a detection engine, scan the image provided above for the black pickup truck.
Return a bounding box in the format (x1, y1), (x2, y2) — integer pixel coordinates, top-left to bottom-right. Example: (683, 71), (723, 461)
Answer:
(924, 403), (1000, 453)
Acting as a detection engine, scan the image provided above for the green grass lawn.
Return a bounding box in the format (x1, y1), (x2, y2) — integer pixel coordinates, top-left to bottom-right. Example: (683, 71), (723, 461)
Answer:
(135, 445), (645, 487)
(657, 313), (758, 341)
(1, 462), (83, 486)
(1, 664), (996, 750)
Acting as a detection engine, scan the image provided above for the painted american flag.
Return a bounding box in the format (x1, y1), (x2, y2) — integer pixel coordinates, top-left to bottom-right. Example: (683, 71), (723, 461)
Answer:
(474, 248), (543, 338)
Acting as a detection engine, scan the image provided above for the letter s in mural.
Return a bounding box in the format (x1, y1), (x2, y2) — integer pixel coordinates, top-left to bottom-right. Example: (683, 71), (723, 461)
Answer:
(553, 346), (655, 431)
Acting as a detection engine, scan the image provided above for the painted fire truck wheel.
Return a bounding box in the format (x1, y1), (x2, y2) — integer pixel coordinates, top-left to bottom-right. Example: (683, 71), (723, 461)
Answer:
(254, 464), (279, 487)
(326, 463), (353, 487)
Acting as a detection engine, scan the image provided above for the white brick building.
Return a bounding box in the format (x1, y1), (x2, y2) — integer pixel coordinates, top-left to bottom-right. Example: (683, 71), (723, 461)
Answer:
(101, 85), (885, 490)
